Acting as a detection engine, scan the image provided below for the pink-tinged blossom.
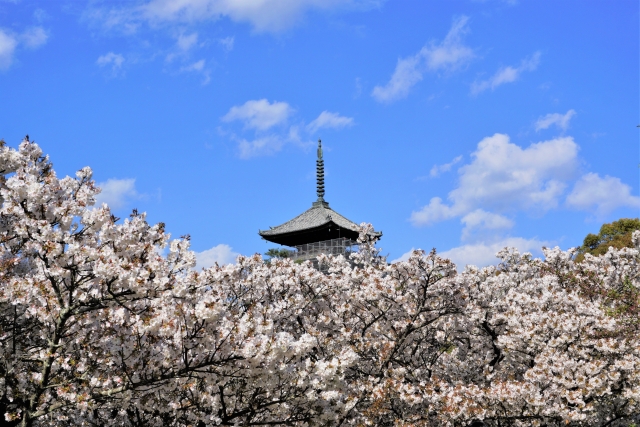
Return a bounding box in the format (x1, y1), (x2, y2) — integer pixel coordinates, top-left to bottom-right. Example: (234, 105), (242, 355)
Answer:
(0, 139), (638, 426)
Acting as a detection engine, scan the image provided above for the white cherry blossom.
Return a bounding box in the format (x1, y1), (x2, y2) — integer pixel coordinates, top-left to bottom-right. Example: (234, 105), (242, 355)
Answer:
(0, 139), (637, 426)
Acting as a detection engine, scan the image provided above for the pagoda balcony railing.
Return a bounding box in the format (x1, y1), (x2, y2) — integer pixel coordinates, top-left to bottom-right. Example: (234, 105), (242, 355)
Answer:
(288, 237), (358, 262)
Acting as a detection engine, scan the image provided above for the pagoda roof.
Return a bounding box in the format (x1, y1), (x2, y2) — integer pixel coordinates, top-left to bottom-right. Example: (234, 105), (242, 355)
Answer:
(259, 139), (382, 247)
(259, 201), (382, 247)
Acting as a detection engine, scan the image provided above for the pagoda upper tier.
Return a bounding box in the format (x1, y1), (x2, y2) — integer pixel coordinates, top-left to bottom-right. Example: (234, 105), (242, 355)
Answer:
(259, 139), (382, 247)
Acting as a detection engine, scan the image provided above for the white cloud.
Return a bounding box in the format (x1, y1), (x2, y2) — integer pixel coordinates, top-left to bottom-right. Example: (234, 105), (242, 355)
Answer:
(535, 109), (576, 131)
(180, 59), (205, 72)
(471, 51), (541, 95)
(165, 33), (212, 83)
(218, 36), (234, 51)
(95, 178), (138, 210)
(237, 135), (286, 159)
(177, 32), (198, 51)
(151, 0), (378, 32)
(439, 237), (549, 270)
(234, 124), (316, 158)
(410, 197), (459, 226)
(0, 26), (49, 70)
(411, 133), (579, 226)
(194, 244), (240, 268)
(566, 172), (640, 217)
(422, 16), (474, 70)
(445, 134), (575, 211)
(391, 248), (415, 263)
(21, 26), (48, 49)
(33, 8), (49, 23)
(372, 16), (474, 102)
(430, 155), (462, 177)
(306, 111), (354, 134)
(96, 52), (125, 71)
(178, 59), (211, 84)
(222, 99), (293, 131)
(0, 29), (17, 70)
(354, 77), (363, 98)
(221, 101), (355, 158)
(461, 209), (514, 240)
(392, 236), (548, 270)
(372, 54), (424, 103)
(461, 209), (513, 231)
(95, 0), (377, 34)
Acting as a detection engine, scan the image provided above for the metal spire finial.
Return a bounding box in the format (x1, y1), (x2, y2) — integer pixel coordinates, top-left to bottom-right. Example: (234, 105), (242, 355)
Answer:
(316, 139), (325, 202)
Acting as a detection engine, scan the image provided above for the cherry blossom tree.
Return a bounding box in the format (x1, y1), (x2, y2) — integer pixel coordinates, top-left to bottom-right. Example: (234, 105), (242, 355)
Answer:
(0, 139), (346, 426)
(0, 138), (638, 426)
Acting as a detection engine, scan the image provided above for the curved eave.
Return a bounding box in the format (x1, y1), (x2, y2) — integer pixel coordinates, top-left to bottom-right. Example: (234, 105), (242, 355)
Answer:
(260, 222), (382, 247)
(260, 221), (360, 247)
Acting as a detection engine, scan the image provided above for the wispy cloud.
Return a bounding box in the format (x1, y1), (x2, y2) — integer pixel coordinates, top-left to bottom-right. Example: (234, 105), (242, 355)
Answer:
(471, 51), (541, 95)
(372, 16), (474, 103)
(306, 111), (354, 134)
(89, 0), (381, 34)
(163, 31), (212, 84)
(222, 99), (294, 131)
(221, 100), (356, 158)
(430, 155), (462, 177)
(0, 26), (48, 70)
(0, 29), (17, 70)
(218, 36), (234, 51)
(180, 59), (204, 71)
(33, 8), (49, 23)
(372, 54), (424, 103)
(96, 52), (125, 73)
(236, 135), (287, 159)
(84, 1), (377, 82)
(221, 99), (296, 158)
(21, 27), (48, 48)
(179, 59), (210, 84)
(177, 32), (198, 51)
(535, 109), (576, 131)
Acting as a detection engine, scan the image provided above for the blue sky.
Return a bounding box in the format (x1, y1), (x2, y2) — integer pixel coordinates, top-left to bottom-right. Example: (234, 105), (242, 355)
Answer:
(1, 0), (638, 268)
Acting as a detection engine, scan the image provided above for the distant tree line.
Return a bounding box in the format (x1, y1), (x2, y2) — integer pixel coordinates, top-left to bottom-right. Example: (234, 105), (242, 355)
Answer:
(264, 247), (293, 260)
(576, 218), (640, 262)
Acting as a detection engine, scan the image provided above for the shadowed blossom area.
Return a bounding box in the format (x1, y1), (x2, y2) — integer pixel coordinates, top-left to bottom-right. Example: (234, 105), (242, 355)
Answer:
(0, 140), (638, 426)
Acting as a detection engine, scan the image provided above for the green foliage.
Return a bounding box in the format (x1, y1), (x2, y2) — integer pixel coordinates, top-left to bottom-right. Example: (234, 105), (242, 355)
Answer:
(264, 248), (293, 260)
(575, 218), (640, 262)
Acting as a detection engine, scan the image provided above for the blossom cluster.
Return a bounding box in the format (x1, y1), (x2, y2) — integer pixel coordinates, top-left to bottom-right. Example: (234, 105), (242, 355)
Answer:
(0, 140), (637, 426)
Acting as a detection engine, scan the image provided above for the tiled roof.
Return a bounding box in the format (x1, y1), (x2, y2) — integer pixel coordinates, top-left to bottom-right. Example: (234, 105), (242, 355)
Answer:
(259, 201), (380, 238)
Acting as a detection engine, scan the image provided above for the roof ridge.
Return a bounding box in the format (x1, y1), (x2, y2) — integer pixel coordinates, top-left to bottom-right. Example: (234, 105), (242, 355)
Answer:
(259, 202), (360, 236)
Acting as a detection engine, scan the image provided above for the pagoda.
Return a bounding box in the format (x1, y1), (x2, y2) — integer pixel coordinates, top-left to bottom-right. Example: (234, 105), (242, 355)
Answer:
(259, 139), (382, 261)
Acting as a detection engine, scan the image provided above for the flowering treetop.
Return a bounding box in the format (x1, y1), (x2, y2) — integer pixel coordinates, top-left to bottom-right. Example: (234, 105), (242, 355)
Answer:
(0, 139), (637, 426)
